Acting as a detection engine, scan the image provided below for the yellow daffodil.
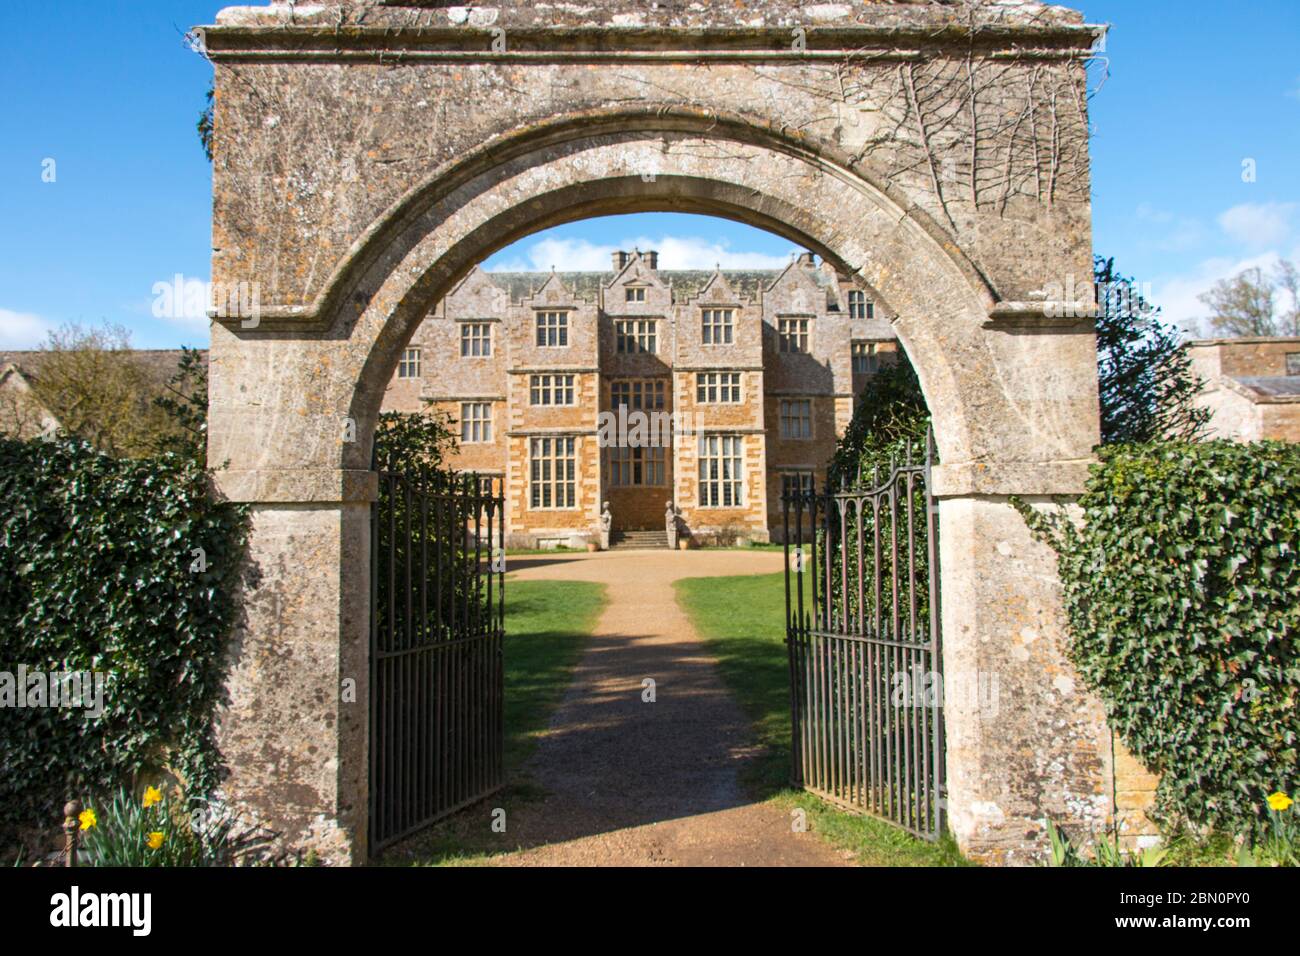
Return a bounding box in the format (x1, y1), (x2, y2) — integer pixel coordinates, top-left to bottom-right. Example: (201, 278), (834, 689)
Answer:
(142, 786), (163, 808)
(146, 831), (165, 850)
(78, 808), (97, 830)
(1267, 791), (1293, 812)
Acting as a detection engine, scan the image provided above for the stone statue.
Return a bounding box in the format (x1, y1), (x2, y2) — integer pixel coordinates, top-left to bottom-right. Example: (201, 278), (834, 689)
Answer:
(598, 501), (612, 550)
(665, 500), (679, 550)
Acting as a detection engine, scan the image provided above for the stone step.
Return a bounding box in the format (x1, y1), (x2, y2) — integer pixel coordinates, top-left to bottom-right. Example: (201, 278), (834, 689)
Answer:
(609, 530), (671, 549)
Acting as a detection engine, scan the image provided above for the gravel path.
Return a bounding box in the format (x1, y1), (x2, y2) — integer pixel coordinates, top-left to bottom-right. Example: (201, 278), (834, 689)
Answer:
(487, 550), (851, 867)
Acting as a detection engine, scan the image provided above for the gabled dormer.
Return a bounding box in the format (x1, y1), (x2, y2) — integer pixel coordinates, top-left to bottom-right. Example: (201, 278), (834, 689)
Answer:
(526, 269), (579, 309)
(444, 264), (509, 319)
(764, 253), (833, 317)
(514, 269), (598, 367)
(676, 267), (762, 367)
(693, 267), (746, 308)
(822, 264), (897, 349)
(605, 249), (669, 311)
(432, 266), (510, 361)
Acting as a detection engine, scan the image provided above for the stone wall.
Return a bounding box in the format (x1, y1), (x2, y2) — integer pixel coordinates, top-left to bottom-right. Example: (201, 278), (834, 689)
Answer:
(1191, 337), (1300, 379)
(1111, 737), (1161, 848)
(1189, 337), (1300, 443)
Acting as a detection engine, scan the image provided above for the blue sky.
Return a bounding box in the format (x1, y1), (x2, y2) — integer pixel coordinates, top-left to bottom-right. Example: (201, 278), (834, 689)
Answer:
(0, 1), (1297, 348)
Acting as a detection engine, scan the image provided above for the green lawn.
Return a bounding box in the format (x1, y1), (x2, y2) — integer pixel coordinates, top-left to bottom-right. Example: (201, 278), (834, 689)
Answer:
(501, 578), (606, 770)
(384, 577), (606, 864)
(674, 573), (798, 793)
(674, 571), (968, 867)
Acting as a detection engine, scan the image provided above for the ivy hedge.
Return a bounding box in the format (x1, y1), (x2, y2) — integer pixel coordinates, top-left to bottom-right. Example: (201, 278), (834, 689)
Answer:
(0, 437), (248, 831)
(828, 352), (930, 488)
(825, 354), (936, 637)
(1019, 441), (1299, 836)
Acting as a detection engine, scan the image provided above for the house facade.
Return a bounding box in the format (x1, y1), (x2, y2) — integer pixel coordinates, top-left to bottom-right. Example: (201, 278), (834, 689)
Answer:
(380, 250), (897, 546)
(1188, 337), (1300, 443)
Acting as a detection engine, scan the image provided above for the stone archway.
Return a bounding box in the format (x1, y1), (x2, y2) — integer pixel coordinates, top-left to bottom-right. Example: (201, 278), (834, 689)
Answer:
(203, 1), (1107, 866)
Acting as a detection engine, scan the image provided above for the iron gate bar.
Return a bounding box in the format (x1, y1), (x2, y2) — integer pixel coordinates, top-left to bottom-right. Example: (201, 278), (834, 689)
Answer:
(783, 428), (946, 841)
(370, 462), (505, 852)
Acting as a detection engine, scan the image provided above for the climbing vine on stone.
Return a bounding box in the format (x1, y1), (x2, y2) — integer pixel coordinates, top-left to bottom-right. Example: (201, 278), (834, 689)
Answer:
(1016, 441), (1299, 837)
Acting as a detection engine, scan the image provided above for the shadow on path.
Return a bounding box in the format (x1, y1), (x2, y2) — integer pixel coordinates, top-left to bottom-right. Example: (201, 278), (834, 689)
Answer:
(486, 550), (849, 866)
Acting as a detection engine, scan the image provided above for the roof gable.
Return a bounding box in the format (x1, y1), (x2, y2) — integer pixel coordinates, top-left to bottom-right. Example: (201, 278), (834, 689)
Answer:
(686, 268), (752, 308)
(606, 250), (667, 291)
(445, 265), (509, 314)
(524, 270), (582, 307)
(766, 260), (831, 312)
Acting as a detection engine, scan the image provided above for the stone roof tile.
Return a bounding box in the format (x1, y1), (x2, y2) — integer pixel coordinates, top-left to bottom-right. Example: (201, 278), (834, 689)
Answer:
(484, 268), (847, 306)
(1231, 376), (1300, 400)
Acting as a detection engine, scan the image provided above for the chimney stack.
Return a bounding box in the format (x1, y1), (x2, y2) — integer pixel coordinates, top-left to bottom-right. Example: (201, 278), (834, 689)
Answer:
(796, 252), (816, 268)
(612, 251), (631, 271)
(642, 250), (659, 270)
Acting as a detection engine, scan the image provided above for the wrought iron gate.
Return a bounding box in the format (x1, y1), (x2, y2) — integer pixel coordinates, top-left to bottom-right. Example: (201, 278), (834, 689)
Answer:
(783, 432), (945, 839)
(370, 465), (505, 851)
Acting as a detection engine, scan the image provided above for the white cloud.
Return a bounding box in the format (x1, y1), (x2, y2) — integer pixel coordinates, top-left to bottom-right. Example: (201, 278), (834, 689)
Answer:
(488, 235), (801, 272)
(145, 275), (221, 331)
(1133, 204), (1208, 253)
(0, 309), (56, 349)
(638, 236), (800, 270)
(1146, 199), (1300, 334)
(1151, 249), (1293, 335)
(489, 238), (611, 272)
(1217, 201), (1298, 249)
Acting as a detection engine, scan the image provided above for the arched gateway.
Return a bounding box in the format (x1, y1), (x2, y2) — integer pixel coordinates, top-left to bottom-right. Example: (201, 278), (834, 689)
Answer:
(203, 0), (1110, 865)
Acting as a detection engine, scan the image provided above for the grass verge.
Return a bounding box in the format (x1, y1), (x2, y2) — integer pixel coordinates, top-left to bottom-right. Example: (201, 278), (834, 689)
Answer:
(501, 579), (606, 770)
(674, 571), (968, 867)
(381, 577), (606, 865)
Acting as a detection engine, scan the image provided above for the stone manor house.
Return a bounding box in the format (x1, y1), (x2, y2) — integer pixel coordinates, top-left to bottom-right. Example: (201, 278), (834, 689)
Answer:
(379, 249), (898, 547)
